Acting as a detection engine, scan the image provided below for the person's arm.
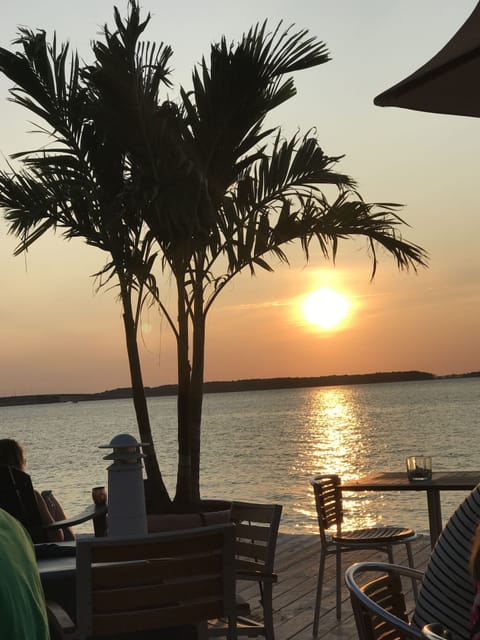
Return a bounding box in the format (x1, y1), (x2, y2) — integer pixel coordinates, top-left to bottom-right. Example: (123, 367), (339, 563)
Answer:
(34, 491), (64, 542)
(41, 491), (75, 540)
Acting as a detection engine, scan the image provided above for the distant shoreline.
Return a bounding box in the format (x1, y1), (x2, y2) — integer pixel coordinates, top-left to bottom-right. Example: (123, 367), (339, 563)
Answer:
(1, 370), (479, 408)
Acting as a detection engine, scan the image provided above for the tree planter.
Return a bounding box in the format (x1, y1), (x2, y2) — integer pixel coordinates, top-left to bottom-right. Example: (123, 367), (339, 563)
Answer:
(146, 499), (232, 533)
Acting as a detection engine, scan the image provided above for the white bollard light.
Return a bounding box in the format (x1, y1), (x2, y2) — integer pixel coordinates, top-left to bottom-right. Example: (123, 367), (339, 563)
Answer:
(100, 433), (149, 537)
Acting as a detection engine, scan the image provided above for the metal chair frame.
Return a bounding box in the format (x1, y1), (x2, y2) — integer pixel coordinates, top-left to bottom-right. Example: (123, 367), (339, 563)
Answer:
(310, 473), (419, 633)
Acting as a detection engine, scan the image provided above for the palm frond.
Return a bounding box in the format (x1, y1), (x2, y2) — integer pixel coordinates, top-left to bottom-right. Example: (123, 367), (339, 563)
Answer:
(0, 29), (84, 142)
(182, 20), (330, 204)
(305, 193), (428, 276)
(252, 21), (330, 75)
(232, 131), (354, 221)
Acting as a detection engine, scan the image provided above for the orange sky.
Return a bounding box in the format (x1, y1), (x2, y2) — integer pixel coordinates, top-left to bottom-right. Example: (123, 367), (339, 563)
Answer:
(0, 1), (479, 396)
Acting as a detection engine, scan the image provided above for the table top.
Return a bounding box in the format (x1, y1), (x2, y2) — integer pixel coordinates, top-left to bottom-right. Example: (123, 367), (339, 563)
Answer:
(36, 542), (76, 578)
(340, 470), (480, 492)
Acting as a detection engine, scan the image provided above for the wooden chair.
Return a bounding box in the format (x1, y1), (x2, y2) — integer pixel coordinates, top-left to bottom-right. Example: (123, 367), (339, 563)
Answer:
(345, 561), (425, 640)
(209, 500), (282, 640)
(310, 474), (418, 632)
(0, 465), (106, 543)
(46, 523), (238, 640)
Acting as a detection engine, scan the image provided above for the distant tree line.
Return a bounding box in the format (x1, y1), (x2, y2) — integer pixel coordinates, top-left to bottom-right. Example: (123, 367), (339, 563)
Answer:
(7, 369), (479, 407)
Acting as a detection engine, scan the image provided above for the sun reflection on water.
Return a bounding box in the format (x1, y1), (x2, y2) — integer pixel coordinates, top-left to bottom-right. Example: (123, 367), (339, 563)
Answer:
(293, 387), (380, 531)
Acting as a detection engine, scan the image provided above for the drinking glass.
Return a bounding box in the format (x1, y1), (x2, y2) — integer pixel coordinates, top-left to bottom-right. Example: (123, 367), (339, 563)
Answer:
(406, 455), (432, 481)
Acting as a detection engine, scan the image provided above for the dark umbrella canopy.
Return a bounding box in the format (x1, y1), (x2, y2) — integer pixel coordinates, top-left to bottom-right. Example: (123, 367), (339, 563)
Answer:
(374, 2), (480, 117)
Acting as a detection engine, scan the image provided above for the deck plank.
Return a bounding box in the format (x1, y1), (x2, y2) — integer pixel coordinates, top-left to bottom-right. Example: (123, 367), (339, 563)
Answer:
(236, 533), (432, 640)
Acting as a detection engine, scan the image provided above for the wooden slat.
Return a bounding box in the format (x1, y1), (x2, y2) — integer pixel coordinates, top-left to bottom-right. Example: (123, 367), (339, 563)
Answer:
(93, 600), (224, 635)
(91, 552), (223, 588)
(236, 522), (271, 542)
(90, 530), (225, 563)
(235, 540), (267, 561)
(92, 575), (224, 612)
(233, 504), (278, 522)
(235, 560), (267, 575)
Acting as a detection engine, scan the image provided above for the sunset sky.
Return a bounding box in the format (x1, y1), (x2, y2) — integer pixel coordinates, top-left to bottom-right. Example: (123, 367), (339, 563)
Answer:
(0, 1), (479, 396)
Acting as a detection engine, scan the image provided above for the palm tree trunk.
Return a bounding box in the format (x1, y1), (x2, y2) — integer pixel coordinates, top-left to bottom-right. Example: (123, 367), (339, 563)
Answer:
(189, 284), (206, 505)
(174, 274), (193, 508)
(120, 278), (172, 512)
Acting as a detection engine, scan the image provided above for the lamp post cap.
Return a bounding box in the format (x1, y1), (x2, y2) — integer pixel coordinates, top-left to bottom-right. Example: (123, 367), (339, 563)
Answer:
(99, 433), (150, 449)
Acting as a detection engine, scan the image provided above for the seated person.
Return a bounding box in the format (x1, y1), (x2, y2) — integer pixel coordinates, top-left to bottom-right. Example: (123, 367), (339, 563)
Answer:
(0, 438), (73, 541)
(0, 507), (49, 639)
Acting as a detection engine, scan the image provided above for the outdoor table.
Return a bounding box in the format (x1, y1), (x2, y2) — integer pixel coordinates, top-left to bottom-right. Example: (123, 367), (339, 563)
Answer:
(340, 471), (480, 549)
(36, 542), (77, 619)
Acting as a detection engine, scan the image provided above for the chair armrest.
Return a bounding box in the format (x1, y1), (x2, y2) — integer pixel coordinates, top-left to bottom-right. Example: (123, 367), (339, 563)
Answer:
(46, 600), (77, 638)
(236, 570), (278, 583)
(422, 622), (454, 640)
(42, 504), (107, 530)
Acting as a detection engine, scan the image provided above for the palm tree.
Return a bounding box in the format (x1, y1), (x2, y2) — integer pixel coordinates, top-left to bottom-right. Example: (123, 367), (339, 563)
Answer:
(0, 3), (427, 510)
(85, 6), (427, 507)
(0, 13), (172, 511)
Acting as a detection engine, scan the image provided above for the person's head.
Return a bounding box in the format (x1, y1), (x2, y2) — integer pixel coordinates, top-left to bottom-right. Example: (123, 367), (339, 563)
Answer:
(0, 439), (26, 471)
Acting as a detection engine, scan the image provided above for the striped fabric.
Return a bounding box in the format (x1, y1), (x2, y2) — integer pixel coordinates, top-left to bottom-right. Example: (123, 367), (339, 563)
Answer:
(412, 484), (480, 639)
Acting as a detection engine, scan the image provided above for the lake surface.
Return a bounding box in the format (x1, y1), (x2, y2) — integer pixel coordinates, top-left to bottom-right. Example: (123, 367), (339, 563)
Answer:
(2, 377), (480, 535)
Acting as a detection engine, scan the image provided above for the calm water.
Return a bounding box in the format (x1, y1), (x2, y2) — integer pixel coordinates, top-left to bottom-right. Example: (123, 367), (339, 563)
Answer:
(2, 377), (480, 535)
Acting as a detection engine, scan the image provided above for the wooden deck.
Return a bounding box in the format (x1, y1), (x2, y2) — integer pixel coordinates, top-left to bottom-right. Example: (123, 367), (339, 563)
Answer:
(237, 533), (432, 640)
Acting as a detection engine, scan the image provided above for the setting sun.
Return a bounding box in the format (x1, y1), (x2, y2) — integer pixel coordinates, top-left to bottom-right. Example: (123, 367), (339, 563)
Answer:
(302, 288), (351, 331)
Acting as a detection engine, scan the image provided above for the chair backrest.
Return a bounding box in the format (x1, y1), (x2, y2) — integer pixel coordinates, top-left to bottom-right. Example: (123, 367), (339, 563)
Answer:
(346, 561), (424, 640)
(75, 523), (238, 639)
(310, 474), (343, 542)
(412, 483), (480, 639)
(230, 501), (282, 578)
(357, 572), (408, 640)
(0, 466), (44, 542)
